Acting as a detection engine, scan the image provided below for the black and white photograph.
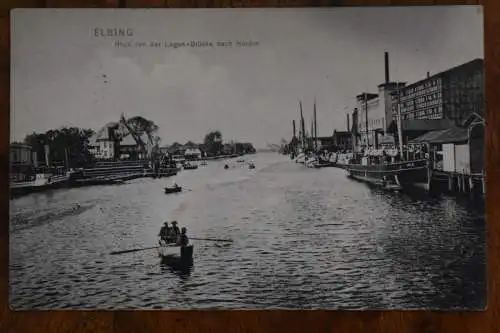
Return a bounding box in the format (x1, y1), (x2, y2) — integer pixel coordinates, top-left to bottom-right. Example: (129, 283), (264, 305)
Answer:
(9, 7), (486, 310)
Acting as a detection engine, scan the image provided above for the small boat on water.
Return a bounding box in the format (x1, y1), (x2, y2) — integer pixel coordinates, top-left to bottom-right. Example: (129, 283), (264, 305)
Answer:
(164, 186), (182, 194)
(312, 157), (336, 168)
(295, 152), (306, 164)
(183, 162), (198, 170)
(200, 160), (208, 166)
(248, 163), (255, 169)
(305, 156), (318, 168)
(224, 164), (229, 170)
(157, 244), (194, 266)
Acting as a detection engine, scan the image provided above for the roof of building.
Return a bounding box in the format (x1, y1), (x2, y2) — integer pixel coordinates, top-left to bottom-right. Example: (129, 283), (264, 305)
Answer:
(333, 130), (350, 135)
(462, 112), (485, 127)
(396, 58), (483, 91)
(10, 142), (32, 149)
(95, 122), (118, 141)
(120, 133), (138, 146)
(377, 81), (406, 89)
(387, 119), (454, 133)
(410, 127), (469, 144)
(356, 93), (378, 101)
(185, 148), (201, 154)
(184, 141), (198, 148)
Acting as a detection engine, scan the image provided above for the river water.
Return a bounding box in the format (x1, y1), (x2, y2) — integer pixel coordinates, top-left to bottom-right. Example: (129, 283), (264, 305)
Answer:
(9, 153), (486, 310)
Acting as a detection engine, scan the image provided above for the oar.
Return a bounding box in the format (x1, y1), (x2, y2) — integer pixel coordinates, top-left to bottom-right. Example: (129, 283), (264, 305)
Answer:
(190, 237), (233, 243)
(110, 244), (178, 255)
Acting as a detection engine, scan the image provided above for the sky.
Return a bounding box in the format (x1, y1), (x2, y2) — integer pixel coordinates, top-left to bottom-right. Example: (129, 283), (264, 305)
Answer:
(11, 7), (483, 149)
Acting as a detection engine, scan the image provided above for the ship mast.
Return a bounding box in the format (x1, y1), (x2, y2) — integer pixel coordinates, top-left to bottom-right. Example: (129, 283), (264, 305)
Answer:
(395, 83), (404, 160)
(390, 51), (405, 160)
(314, 99), (318, 153)
(364, 93), (369, 149)
(300, 101), (306, 152)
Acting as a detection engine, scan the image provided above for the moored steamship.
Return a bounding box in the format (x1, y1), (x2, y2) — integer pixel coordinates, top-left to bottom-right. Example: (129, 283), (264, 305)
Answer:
(344, 153), (429, 191)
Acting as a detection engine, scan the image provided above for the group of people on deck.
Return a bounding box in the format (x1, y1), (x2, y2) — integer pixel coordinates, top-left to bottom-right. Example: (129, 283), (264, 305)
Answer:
(158, 221), (189, 247)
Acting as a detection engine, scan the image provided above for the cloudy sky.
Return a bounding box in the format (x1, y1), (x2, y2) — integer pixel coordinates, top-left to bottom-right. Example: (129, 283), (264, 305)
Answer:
(11, 7), (483, 149)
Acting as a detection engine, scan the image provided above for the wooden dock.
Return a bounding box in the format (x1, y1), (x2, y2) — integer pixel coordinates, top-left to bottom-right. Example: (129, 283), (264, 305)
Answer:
(429, 170), (485, 199)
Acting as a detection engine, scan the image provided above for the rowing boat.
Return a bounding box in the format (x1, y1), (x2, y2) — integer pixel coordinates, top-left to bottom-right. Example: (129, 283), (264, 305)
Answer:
(157, 244), (194, 265)
(164, 186), (182, 194)
(183, 163), (198, 170)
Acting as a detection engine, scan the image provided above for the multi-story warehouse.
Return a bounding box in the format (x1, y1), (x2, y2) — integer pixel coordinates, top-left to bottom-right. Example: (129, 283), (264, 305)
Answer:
(391, 58), (484, 124)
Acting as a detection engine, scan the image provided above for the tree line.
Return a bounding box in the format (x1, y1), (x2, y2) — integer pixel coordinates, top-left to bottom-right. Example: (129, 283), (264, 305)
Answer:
(21, 116), (161, 168)
(23, 127), (96, 168)
(17, 123), (255, 169)
(203, 130), (256, 156)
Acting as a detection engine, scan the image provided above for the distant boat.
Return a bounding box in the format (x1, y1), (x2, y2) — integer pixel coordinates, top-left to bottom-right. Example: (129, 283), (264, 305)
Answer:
(248, 163), (255, 169)
(305, 156), (317, 168)
(295, 152), (306, 164)
(164, 185), (182, 194)
(183, 162), (198, 170)
(200, 160), (207, 166)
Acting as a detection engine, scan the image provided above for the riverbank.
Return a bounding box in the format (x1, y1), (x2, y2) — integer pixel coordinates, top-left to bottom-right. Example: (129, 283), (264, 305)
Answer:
(9, 152), (256, 199)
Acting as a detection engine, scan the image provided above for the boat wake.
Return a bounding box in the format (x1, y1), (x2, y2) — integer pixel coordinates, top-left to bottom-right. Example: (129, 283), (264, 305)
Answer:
(10, 202), (95, 233)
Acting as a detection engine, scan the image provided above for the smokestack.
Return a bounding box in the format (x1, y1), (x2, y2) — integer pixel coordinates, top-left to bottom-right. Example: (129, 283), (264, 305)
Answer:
(347, 113), (350, 132)
(44, 144), (50, 167)
(427, 71), (430, 78)
(292, 120), (296, 138)
(384, 52), (390, 83)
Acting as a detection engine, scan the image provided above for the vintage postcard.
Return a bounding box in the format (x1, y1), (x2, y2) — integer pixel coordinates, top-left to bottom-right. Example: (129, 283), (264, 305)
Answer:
(10, 7), (486, 310)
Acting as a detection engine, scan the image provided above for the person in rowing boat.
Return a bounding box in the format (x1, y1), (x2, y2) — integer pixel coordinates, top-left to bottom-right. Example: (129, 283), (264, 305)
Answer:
(158, 222), (171, 245)
(170, 221), (181, 243)
(177, 227), (189, 247)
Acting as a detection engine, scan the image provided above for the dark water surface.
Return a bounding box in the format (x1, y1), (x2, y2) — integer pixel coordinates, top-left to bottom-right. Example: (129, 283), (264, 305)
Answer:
(9, 153), (486, 309)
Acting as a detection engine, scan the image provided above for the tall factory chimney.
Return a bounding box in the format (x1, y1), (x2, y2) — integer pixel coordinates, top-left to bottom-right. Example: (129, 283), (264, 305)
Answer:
(347, 113), (350, 132)
(384, 52), (390, 83)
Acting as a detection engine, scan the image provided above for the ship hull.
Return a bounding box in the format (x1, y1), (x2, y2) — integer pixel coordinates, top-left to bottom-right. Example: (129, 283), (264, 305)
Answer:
(10, 173), (70, 198)
(345, 159), (428, 191)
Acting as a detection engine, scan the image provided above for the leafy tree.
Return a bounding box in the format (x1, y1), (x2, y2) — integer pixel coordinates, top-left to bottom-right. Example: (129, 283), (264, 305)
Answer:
(203, 130), (223, 156)
(24, 127), (95, 168)
(126, 116), (159, 136)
